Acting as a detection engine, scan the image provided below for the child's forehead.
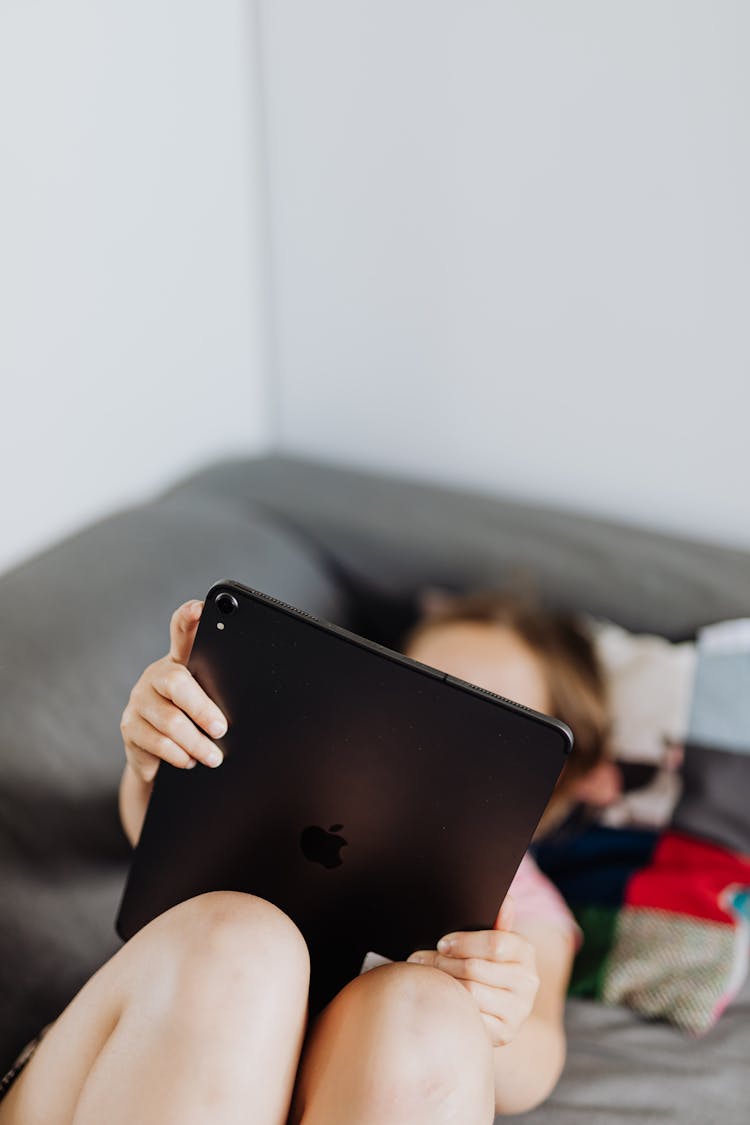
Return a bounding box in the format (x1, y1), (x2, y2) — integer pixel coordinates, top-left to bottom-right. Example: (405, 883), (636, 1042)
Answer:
(406, 618), (550, 685)
(406, 618), (552, 703)
(409, 616), (530, 655)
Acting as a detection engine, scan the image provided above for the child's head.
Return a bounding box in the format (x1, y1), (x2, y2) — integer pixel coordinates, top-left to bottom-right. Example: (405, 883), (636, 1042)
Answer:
(400, 586), (619, 839)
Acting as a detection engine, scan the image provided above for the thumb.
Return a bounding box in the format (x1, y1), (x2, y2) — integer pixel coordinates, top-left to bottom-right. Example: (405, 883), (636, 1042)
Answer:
(168, 600), (203, 665)
(494, 892), (515, 933)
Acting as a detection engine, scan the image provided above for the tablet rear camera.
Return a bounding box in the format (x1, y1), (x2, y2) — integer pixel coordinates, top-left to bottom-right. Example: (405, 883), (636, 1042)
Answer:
(215, 592), (239, 616)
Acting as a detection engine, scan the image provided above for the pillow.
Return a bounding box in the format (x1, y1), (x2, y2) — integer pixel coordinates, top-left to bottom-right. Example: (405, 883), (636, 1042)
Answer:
(580, 614), (694, 830)
(546, 613), (750, 1035)
(584, 613), (750, 847)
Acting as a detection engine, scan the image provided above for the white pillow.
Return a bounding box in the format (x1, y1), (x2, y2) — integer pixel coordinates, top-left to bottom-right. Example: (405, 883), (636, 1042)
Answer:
(582, 614), (696, 761)
(581, 614), (696, 829)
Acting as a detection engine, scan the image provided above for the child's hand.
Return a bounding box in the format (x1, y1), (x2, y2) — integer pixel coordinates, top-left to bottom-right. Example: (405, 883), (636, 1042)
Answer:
(119, 599), (229, 783)
(406, 895), (540, 1047)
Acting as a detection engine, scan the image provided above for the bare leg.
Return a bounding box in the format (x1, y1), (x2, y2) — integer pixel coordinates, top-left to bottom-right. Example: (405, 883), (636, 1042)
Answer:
(289, 962), (496, 1125)
(0, 891), (310, 1125)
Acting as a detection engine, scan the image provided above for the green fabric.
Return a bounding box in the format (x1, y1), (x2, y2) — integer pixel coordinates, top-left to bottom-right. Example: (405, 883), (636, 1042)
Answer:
(567, 905), (620, 997)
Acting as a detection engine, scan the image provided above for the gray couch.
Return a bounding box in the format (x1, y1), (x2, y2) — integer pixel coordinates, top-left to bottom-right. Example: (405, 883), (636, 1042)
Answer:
(2, 451), (748, 1121)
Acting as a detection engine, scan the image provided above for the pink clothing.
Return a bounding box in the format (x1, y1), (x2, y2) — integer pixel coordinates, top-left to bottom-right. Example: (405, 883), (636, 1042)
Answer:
(504, 850), (584, 953)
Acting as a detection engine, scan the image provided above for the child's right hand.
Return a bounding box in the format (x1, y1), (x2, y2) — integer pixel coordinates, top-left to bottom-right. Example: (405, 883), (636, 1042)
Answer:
(120, 599), (229, 783)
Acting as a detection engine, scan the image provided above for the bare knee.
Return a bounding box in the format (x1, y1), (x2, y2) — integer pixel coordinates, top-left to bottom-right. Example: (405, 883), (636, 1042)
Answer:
(122, 891), (310, 1025)
(322, 962), (494, 1118)
(353, 961), (489, 1045)
(368, 963), (494, 1116)
(169, 891), (309, 968)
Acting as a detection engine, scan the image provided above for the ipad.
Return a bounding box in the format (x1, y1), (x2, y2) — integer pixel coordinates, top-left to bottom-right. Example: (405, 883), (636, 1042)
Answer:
(115, 579), (573, 1015)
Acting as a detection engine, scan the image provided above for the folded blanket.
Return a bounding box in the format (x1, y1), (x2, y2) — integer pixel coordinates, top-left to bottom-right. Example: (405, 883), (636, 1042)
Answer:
(534, 826), (750, 1036)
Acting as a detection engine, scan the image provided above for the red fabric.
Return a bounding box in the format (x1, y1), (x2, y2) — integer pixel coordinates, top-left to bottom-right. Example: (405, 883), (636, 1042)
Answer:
(625, 829), (750, 923)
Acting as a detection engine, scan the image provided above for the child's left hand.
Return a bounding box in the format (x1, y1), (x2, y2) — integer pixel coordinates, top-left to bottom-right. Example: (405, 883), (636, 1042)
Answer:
(405, 894), (540, 1047)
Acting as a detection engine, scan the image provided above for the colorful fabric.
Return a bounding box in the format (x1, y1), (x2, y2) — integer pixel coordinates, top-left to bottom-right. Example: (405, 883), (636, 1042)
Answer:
(604, 831), (750, 1035)
(531, 614), (750, 1036)
(533, 825), (750, 1036)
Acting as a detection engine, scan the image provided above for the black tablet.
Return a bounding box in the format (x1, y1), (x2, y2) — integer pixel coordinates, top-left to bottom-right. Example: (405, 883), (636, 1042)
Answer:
(115, 578), (573, 1015)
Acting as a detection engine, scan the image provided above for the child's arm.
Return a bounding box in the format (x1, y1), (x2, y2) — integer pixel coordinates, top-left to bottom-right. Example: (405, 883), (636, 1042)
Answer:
(117, 599), (229, 848)
(488, 919), (574, 1115)
(407, 896), (576, 1117)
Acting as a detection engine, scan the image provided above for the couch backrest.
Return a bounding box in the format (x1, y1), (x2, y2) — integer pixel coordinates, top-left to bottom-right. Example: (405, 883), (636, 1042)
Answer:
(164, 453), (750, 641)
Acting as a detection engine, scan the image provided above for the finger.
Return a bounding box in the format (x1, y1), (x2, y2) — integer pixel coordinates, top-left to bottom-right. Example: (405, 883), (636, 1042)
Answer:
(480, 1011), (514, 1048)
(418, 952), (529, 991)
(434, 929), (534, 966)
(168, 600), (204, 666)
(122, 712), (200, 774)
(150, 660), (228, 741)
(466, 985), (531, 1047)
(456, 977), (516, 1023)
(137, 687), (225, 767)
(495, 892), (515, 933)
(410, 951), (539, 1004)
(405, 953), (536, 1040)
(433, 953), (510, 989)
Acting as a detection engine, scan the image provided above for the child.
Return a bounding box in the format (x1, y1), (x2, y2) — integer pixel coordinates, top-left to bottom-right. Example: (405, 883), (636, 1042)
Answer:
(0, 587), (619, 1124)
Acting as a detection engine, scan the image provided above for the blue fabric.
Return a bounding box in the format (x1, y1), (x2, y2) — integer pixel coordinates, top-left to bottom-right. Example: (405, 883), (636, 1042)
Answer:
(530, 824), (660, 908)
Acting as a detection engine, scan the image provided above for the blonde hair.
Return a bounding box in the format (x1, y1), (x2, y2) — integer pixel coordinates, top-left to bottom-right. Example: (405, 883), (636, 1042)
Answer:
(400, 584), (613, 802)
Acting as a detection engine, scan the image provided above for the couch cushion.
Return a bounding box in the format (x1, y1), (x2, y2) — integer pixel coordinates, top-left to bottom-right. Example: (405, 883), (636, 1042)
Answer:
(0, 484), (346, 1066)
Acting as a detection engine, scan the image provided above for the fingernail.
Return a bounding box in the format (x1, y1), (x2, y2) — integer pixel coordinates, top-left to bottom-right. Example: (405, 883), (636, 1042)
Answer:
(407, 954), (424, 964)
(207, 749), (223, 767)
(437, 937), (453, 953)
(186, 758), (198, 769)
(209, 719), (227, 738)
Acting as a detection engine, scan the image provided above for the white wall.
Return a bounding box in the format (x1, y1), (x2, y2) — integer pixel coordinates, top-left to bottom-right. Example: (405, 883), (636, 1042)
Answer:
(260, 1), (750, 549)
(0, 1), (276, 576)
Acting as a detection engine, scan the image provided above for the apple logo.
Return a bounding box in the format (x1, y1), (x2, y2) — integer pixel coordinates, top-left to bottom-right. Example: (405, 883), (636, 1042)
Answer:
(300, 823), (348, 869)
